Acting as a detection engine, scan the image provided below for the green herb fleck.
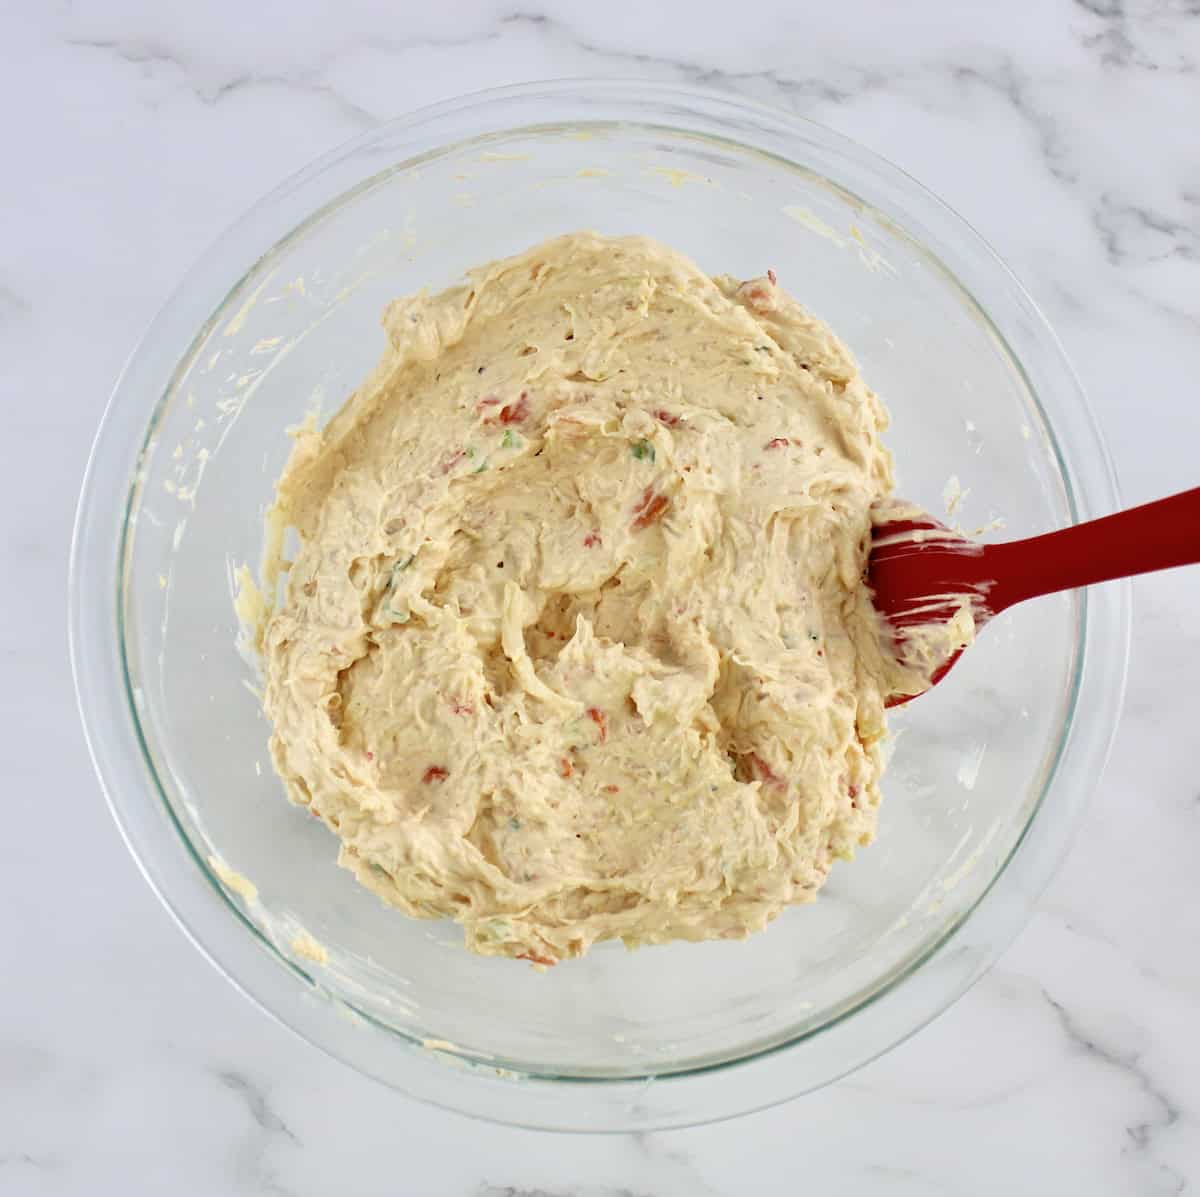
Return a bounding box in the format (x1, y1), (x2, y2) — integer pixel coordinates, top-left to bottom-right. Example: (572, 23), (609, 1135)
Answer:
(465, 446), (477, 458)
(384, 554), (416, 596)
(508, 816), (521, 831)
(631, 439), (655, 463)
(472, 459), (489, 474)
(501, 429), (521, 449)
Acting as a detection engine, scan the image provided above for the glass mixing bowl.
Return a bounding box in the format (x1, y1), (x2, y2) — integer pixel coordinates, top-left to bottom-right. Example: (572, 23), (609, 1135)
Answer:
(70, 80), (1128, 1131)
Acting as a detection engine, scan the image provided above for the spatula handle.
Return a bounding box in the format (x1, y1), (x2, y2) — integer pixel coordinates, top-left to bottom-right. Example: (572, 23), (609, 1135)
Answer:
(986, 486), (1200, 614)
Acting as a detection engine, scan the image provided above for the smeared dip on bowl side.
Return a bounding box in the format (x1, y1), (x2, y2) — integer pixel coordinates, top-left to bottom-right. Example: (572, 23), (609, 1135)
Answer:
(255, 232), (938, 965)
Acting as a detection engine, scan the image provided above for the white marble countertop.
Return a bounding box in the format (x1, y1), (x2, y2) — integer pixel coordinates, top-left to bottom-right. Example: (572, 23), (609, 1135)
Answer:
(4, 1), (1199, 1192)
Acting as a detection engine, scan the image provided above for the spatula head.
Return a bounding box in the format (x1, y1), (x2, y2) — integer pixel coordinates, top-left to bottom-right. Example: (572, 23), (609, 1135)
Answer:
(867, 504), (994, 706)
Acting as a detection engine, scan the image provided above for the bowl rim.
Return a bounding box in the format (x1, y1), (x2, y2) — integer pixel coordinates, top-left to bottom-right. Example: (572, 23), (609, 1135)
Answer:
(69, 77), (1130, 1131)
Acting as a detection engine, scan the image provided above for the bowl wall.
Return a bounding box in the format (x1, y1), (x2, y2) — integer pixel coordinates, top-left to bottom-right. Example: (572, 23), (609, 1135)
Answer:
(72, 81), (1127, 1130)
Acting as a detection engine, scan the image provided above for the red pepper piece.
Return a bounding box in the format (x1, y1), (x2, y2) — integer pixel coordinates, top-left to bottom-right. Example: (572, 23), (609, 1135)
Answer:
(631, 487), (669, 530)
(498, 395), (529, 424)
(586, 707), (607, 744)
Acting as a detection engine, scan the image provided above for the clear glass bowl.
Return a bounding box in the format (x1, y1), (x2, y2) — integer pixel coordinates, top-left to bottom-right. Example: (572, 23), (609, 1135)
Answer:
(70, 80), (1128, 1131)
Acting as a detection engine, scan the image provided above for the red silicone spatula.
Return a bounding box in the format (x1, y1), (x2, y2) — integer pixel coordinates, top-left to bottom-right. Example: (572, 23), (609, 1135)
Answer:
(868, 486), (1200, 706)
